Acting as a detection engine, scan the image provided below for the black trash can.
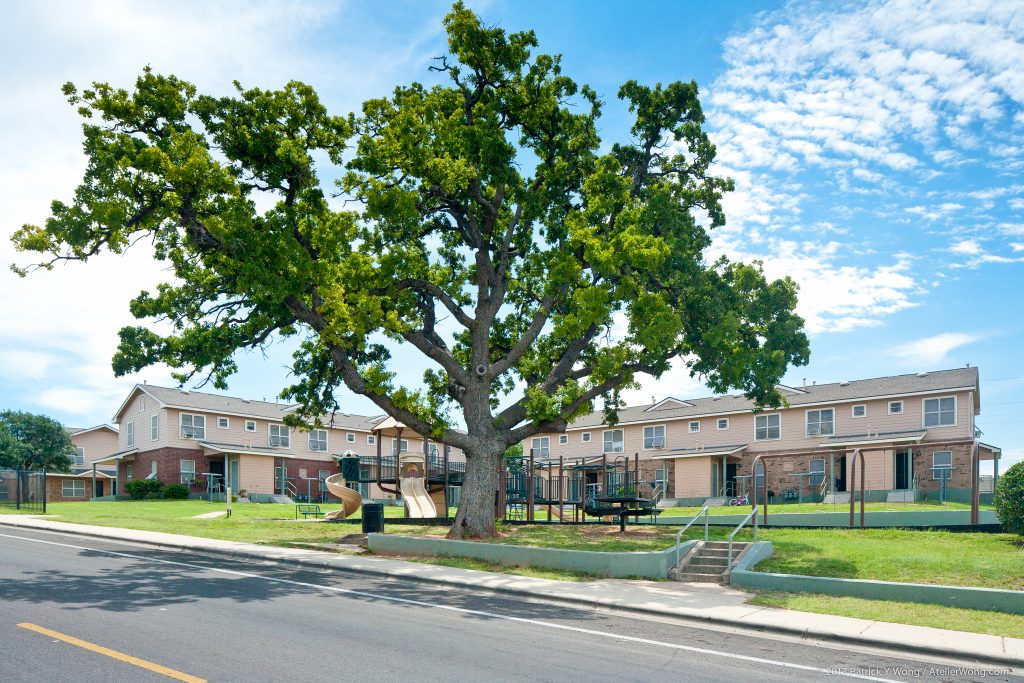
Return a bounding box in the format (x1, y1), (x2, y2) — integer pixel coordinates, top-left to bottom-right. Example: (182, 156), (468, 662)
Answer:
(362, 502), (385, 534)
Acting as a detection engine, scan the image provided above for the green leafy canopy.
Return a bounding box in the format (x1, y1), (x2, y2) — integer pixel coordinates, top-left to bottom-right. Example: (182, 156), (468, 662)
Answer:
(12, 3), (809, 456)
(0, 411), (76, 471)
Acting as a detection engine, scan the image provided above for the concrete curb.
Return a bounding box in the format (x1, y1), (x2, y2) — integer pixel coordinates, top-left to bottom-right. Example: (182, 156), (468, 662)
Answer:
(0, 518), (1020, 668)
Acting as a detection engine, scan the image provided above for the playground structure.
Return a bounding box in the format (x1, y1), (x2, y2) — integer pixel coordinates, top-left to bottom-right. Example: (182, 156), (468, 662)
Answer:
(500, 450), (661, 529)
(322, 473), (363, 520)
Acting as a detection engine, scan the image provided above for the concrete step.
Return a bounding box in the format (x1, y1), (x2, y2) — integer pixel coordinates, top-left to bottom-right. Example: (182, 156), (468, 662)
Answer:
(690, 555), (729, 567)
(699, 549), (733, 557)
(704, 541), (749, 550)
(670, 572), (724, 583)
(702, 497), (729, 507)
(823, 492), (850, 504)
(270, 495), (295, 504)
(886, 490), (917, 503)
(686, 563), (728, 574)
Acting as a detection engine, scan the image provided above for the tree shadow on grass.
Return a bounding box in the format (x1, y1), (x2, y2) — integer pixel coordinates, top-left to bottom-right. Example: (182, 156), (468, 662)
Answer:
(758, 540), (860, 579)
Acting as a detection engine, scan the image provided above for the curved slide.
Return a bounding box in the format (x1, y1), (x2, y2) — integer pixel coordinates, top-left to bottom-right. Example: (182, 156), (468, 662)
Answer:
(323, 474), (364, 520)
(400, 474), (437, 518)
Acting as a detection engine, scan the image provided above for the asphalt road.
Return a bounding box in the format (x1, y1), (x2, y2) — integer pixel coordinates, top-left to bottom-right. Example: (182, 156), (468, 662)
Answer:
(0, 527), (1017, 683)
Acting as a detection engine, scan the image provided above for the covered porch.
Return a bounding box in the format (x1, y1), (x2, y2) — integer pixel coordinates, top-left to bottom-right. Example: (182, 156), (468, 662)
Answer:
(198, 441), (293, 502)
(653, 445), (747, 504)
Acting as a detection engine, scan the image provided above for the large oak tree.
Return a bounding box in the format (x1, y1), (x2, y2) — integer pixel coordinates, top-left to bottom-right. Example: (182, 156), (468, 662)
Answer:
(13, 4), (808, 537)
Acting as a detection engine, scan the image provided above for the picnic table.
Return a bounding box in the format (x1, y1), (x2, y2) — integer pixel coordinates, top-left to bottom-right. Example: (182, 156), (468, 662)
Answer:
(590, 495), (659, 531)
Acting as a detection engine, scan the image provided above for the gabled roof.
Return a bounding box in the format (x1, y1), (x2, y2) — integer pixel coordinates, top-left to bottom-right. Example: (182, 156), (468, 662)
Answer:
(112, 384), (385, 430)
(66, 424), (118, 436)
(645, 397), (695, 411)
(565, 367), (980, 430)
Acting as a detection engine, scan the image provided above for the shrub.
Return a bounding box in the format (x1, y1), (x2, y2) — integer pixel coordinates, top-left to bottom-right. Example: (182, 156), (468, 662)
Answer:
(124, 479), (164, 500)
(994, 461), (1024, 535)
(163, 483), (189, 499)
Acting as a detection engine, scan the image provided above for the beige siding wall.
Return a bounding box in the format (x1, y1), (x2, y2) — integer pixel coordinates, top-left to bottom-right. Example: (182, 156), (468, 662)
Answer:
(118, 391), (162, 452)
(527, 389), (976, 462)
(71, 429), (120, 465)
(237, 455), (275, 495)
(675, 457), (712, 498)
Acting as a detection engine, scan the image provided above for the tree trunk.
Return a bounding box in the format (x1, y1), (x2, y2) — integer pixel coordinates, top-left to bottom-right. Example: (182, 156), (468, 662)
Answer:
(448, 444), (502, 539)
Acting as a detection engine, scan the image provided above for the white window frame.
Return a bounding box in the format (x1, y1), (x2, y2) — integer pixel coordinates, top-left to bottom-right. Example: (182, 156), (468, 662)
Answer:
(531, 436), (550, 458)
(717, 418), (730, 431)
(755, 413), (781, 441)
(688, 421), (700, 433)
(643, 425), (666, 450)
(367, 434), (376, 445)
(180, 459), (196, 484)
(888, 400), (904, 415)
(602, 429), (624, 453)
(125, 463), (133, 482)
(346, 432), (356, 443)
(62, 479), (85, 497)
(581, 431), (592, 444)
(923, 396), (957, 428)
(244, 420), (256, 432)
(558, 434), (568, 445)
(74, 447), (85, 466)
(139, 396), (146, 412)
(932, 450), (953, 480)
(308, 429), (328, 452)
(805, 408), (835, 437)
(392, 438), (410, 455)
(269, 423), (290, 448)
(851, 404), (867, 419)
(126, 421), (134, 447)
(217, 416), (230, 430)
(151, 414), (159, 440)
(179, 413), (206, 440)
(809, 458), (826, 487)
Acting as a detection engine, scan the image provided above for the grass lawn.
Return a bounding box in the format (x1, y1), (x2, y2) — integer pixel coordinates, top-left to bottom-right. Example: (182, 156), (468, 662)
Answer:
(658, 499), (991, 517)
(750, 592), (1024, 639)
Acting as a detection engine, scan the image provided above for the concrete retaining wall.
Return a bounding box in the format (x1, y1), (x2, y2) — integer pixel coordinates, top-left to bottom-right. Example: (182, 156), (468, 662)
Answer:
(368, 534), (693, 579)
(730, 541), (1024, 614)
(656, 509), (999, 528)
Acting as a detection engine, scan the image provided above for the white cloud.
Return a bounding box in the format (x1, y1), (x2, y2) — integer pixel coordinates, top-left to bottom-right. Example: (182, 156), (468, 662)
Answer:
(892, 332), (982, 365)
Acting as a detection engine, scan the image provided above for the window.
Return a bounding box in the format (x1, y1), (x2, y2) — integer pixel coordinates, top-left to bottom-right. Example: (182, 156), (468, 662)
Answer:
(180, 459), (196, 484)
(754, 461), (765, 494)
(888, 400), (904, 415)
(73, 447), (85, 466)
(367, 434), (376, 445)
(392, 439), (409, 455)
(924, 397), (956, 427)
(643, 425), (665, 449)
(582, 432), (592, 443)
(125, 464), (133, 482)
(139, 396), (145, 412)
(126, 421), (134, 447)
(217, 416), (229, 429)
(932, 450), (953, 479)
(809, 458), (826, 487)
(269, 424), (290, 448)
(309, 429), (328, 452)
(755, 414), (781, 441)
(151, 415), (159, 440)
(346, 433), (356, 443)
(180, 414), (206, 440)
(852, 404), (866, 418)
(717, 418), (729, 430)
(603, 429), (624, 453)
(62, 480), (85, 497)
(531, 436), (550, 458)
(559, 434), (568, 445)
(245, 420), (256, 432)
(689, 421), (700, 433)
(806, 408), (834, 437)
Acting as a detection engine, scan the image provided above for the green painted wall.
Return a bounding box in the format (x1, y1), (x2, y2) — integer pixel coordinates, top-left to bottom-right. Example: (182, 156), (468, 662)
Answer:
(368, 534), (694, 579)
(656, 509), (999, 528)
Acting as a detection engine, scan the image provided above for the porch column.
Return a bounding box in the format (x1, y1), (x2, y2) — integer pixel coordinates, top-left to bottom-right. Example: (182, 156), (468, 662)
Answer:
(994, 451), (1000, 493)
(720, 456), (725, 496)
(92, 463), (97, 500)
(829, 453), (835, 496)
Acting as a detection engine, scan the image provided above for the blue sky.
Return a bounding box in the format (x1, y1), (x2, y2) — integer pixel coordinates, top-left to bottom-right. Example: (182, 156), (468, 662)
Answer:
(1, 1), (1021, 471)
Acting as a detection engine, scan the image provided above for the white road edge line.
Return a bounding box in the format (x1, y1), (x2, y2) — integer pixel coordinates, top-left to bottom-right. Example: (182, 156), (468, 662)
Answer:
(0, 532), (905, 682)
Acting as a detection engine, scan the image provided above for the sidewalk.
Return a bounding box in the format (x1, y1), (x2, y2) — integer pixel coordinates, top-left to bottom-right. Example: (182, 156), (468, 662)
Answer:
(1, 515), (1021, 667)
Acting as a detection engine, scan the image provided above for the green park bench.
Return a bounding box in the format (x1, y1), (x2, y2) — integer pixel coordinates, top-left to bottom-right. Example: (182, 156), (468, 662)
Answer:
(296, 504), (324, 519)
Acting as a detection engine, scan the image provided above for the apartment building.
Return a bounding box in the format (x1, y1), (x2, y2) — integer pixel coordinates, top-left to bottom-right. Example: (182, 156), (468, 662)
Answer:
(96, 384), (462, 502)
(42, 425), (121, 502)
(526, 367), (1002, 505)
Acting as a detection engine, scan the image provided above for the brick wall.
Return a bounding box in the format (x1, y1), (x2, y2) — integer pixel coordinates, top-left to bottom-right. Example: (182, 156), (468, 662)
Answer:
(46, 475), (97, 502)
(282, 457), (339, 499)
(118, 448), (214, 489)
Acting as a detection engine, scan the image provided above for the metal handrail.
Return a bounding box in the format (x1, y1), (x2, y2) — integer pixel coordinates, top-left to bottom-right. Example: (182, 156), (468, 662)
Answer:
(674, 505), (710, 566)
(727, 505), (759, 569)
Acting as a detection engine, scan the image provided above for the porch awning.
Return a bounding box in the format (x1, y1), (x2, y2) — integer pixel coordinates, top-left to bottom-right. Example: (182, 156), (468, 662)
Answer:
(651, 444), (747, 460)
(820, 429), (927, 448)
(91, 447), (138, 465)
(198, 441), (295, 458)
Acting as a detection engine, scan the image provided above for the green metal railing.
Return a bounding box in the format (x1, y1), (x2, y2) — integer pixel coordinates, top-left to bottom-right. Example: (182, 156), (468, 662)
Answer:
(674, 505), (710, 566)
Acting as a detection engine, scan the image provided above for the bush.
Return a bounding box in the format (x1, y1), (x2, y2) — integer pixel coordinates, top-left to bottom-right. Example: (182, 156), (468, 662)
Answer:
(124, 479), (164, 500)
(994, 461), (1024, 535)
(163, 483), (189, 499)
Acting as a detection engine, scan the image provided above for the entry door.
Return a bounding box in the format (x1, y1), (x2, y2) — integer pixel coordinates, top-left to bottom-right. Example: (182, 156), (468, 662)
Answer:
(725, 464), (738, 496)
(894, 450), (913, 490)
(835, 456), (847, 492)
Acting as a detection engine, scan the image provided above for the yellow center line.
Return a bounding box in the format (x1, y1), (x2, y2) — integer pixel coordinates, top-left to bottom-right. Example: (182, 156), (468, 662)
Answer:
(17, 623), (207, 683)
